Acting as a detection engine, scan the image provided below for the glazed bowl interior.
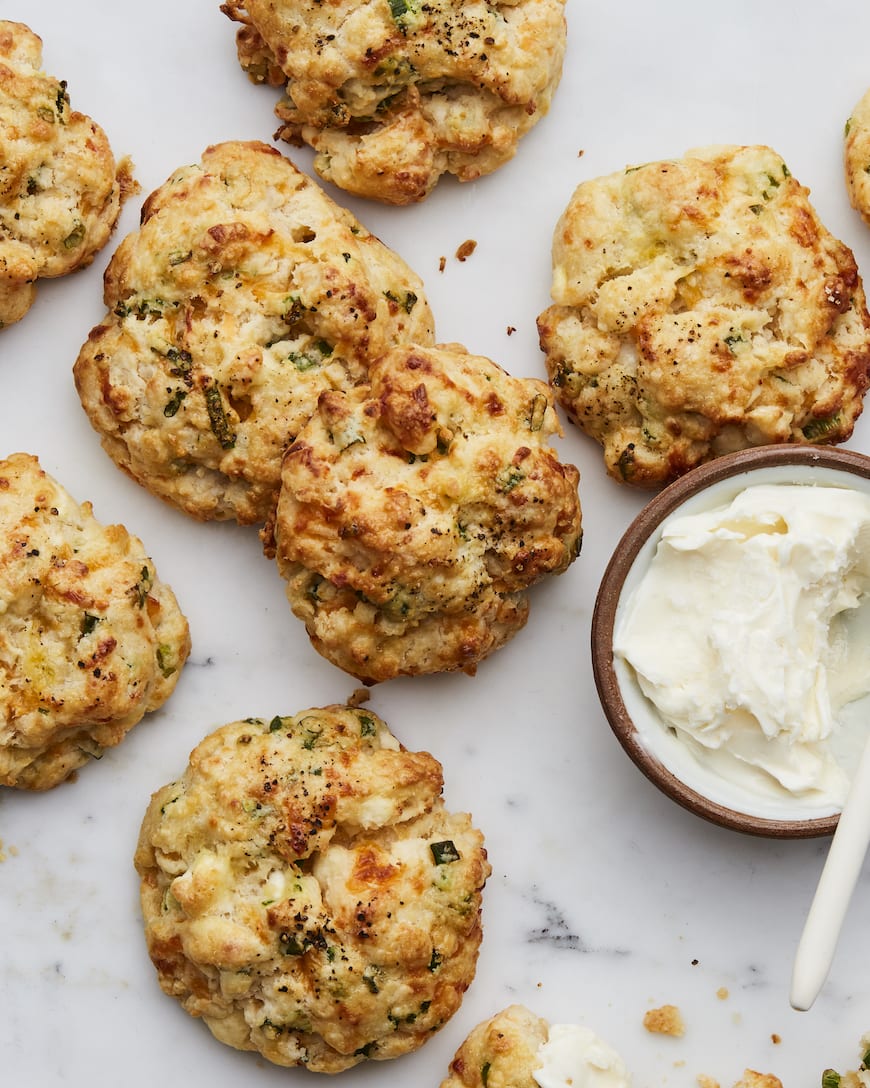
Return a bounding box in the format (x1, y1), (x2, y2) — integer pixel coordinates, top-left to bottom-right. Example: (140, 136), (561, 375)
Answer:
(591, 445), (870, 838)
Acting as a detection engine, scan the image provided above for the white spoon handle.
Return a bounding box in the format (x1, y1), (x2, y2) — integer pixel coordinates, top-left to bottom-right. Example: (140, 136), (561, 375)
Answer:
(790, 731), (870, 1011)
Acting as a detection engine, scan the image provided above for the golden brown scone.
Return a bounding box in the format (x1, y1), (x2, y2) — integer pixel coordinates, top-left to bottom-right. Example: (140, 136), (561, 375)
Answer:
(846, 89), (870, 227)
(135, 706), (490, 1073)
(440, 1005), (632, 1088)
(440, 1005), (550, 1088)
(73, 141), (434, 525)
(0, 21), (135, 328)
(538, 144), (870, 487)
(221, 0), (567, 205)
(264, 342), (582, 683)
(0, 453), (190, 790)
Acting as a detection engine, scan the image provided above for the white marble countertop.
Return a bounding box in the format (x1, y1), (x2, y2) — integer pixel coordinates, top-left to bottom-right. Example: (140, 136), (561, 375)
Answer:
(3, 1), (870, 1083)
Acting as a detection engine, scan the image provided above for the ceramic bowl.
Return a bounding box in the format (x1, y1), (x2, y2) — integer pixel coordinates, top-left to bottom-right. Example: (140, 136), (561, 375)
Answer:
(591, 445), (870, 838)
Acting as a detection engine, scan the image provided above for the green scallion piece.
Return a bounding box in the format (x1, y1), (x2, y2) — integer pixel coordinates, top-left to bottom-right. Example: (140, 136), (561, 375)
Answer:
(430, 840), (460, 865)
(204, 384), (236, 449)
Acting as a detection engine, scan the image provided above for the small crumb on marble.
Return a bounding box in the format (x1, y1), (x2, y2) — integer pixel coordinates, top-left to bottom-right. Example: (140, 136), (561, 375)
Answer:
(438, 255), (446, 273)
(732, 1072), (783, 1088)
(643, 1004), (685, 1037)
(697, 1075), (720, 1088)
(770, 1033), (781, 1045)
(578, 149), (585, 157)
(346, 687), (371, 707)
(455, 239), (477, 262)
(507, 326), (517, 336)
(717, 987), (729, 1000)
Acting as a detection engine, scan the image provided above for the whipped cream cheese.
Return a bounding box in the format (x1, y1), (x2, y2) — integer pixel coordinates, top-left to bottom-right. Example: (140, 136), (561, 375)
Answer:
(614, 483), (870, 814)
(533, 1024), (630, 1088)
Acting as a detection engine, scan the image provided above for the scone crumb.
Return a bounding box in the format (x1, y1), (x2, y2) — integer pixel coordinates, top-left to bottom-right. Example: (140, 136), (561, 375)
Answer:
(717, 987), (729, 1000)
(770, 1033), (781, 1045)
(825, 1030), (870, 1086)
(116, 155), (141, 202)
(697, 1075), (720, 1088)
(455, 239), (477, 262)
(507, 325), (517, 336)
(439, 255), (447, 273)
(346, 686), (371, 707)
(732, 1072), (782, 1088)
(644, 1004), (685, 1037)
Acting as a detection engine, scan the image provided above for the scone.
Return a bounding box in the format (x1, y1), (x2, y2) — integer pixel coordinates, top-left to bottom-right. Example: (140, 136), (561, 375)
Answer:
(74, 141), (435, 524)
(135, 706), (490, 1073)
(846, 88), (870, 227)
(538, 144), (870, 487)
(263, 342), (582, 683)
(221, 0), (567, 205)
(0, 20), (135, 328)
(824, 1030), (870, 1088)
(0, 453), (190, 790)
(440, 1004), (630, 1088)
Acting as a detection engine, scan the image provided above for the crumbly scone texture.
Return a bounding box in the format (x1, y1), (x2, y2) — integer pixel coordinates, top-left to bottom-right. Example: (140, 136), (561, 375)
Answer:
(440, 1004), (549, 1088)
(221, 0), (567, 205)
(264, 342), (582, 683)
(0, 453), (190, 790)
(825, 1030), (870, 1088)
(538, 144), (870, 487)
(73, 141), (435, 525)
(732, 1074), (782, 1088)
(135, 706), (490, 1073)
(642, 1003), (685, 1037)
(846, 88), (870, 227)
(0, 20), (134, 329)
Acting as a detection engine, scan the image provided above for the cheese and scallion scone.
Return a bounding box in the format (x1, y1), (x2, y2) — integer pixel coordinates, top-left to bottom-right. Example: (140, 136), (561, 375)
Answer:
(0, 453), (190, 790)
(845, 89), (870, 228)
(221, 0), (567, 205)
(822, 1031), (870, 1087)
(0, 20), (135, 328)
(440, 1004), (630, 1088)
(74, 140), (434, 525)
(135, 705), (490, 1073)
(538, 144), (870, 487)
(263, 342), (582, 683)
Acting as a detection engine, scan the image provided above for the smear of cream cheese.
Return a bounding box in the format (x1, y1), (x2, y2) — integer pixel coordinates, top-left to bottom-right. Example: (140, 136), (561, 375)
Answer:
(533, 1024), (630, 1088)
(614, 483), (870, 810)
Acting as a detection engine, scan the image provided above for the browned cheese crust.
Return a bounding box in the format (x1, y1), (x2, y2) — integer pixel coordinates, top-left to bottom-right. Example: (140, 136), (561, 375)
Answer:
(134, 706), (490, 1073)
(221, 0), (567, 204)
(264, 343), (582, 683)
(440, 1004), (550, 1088)
(0, 20), (135, 328)
(845, 88), (870, 227)
(0, 453), (190, 790)
(73, 141), (435, 524)
(538, 145), (870, 487)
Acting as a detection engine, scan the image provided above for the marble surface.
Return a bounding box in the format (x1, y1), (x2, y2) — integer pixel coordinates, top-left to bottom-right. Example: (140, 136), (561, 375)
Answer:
(3, 0), (870, 1083)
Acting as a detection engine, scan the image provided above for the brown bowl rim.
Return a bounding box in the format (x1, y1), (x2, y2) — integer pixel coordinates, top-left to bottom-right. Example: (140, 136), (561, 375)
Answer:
(591, 445), (870, 838)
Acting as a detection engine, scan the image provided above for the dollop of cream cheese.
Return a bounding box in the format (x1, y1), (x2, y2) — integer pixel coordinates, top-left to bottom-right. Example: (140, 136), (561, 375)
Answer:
(533, 1024), (630, 1088)
(614, 483), (870, 810)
